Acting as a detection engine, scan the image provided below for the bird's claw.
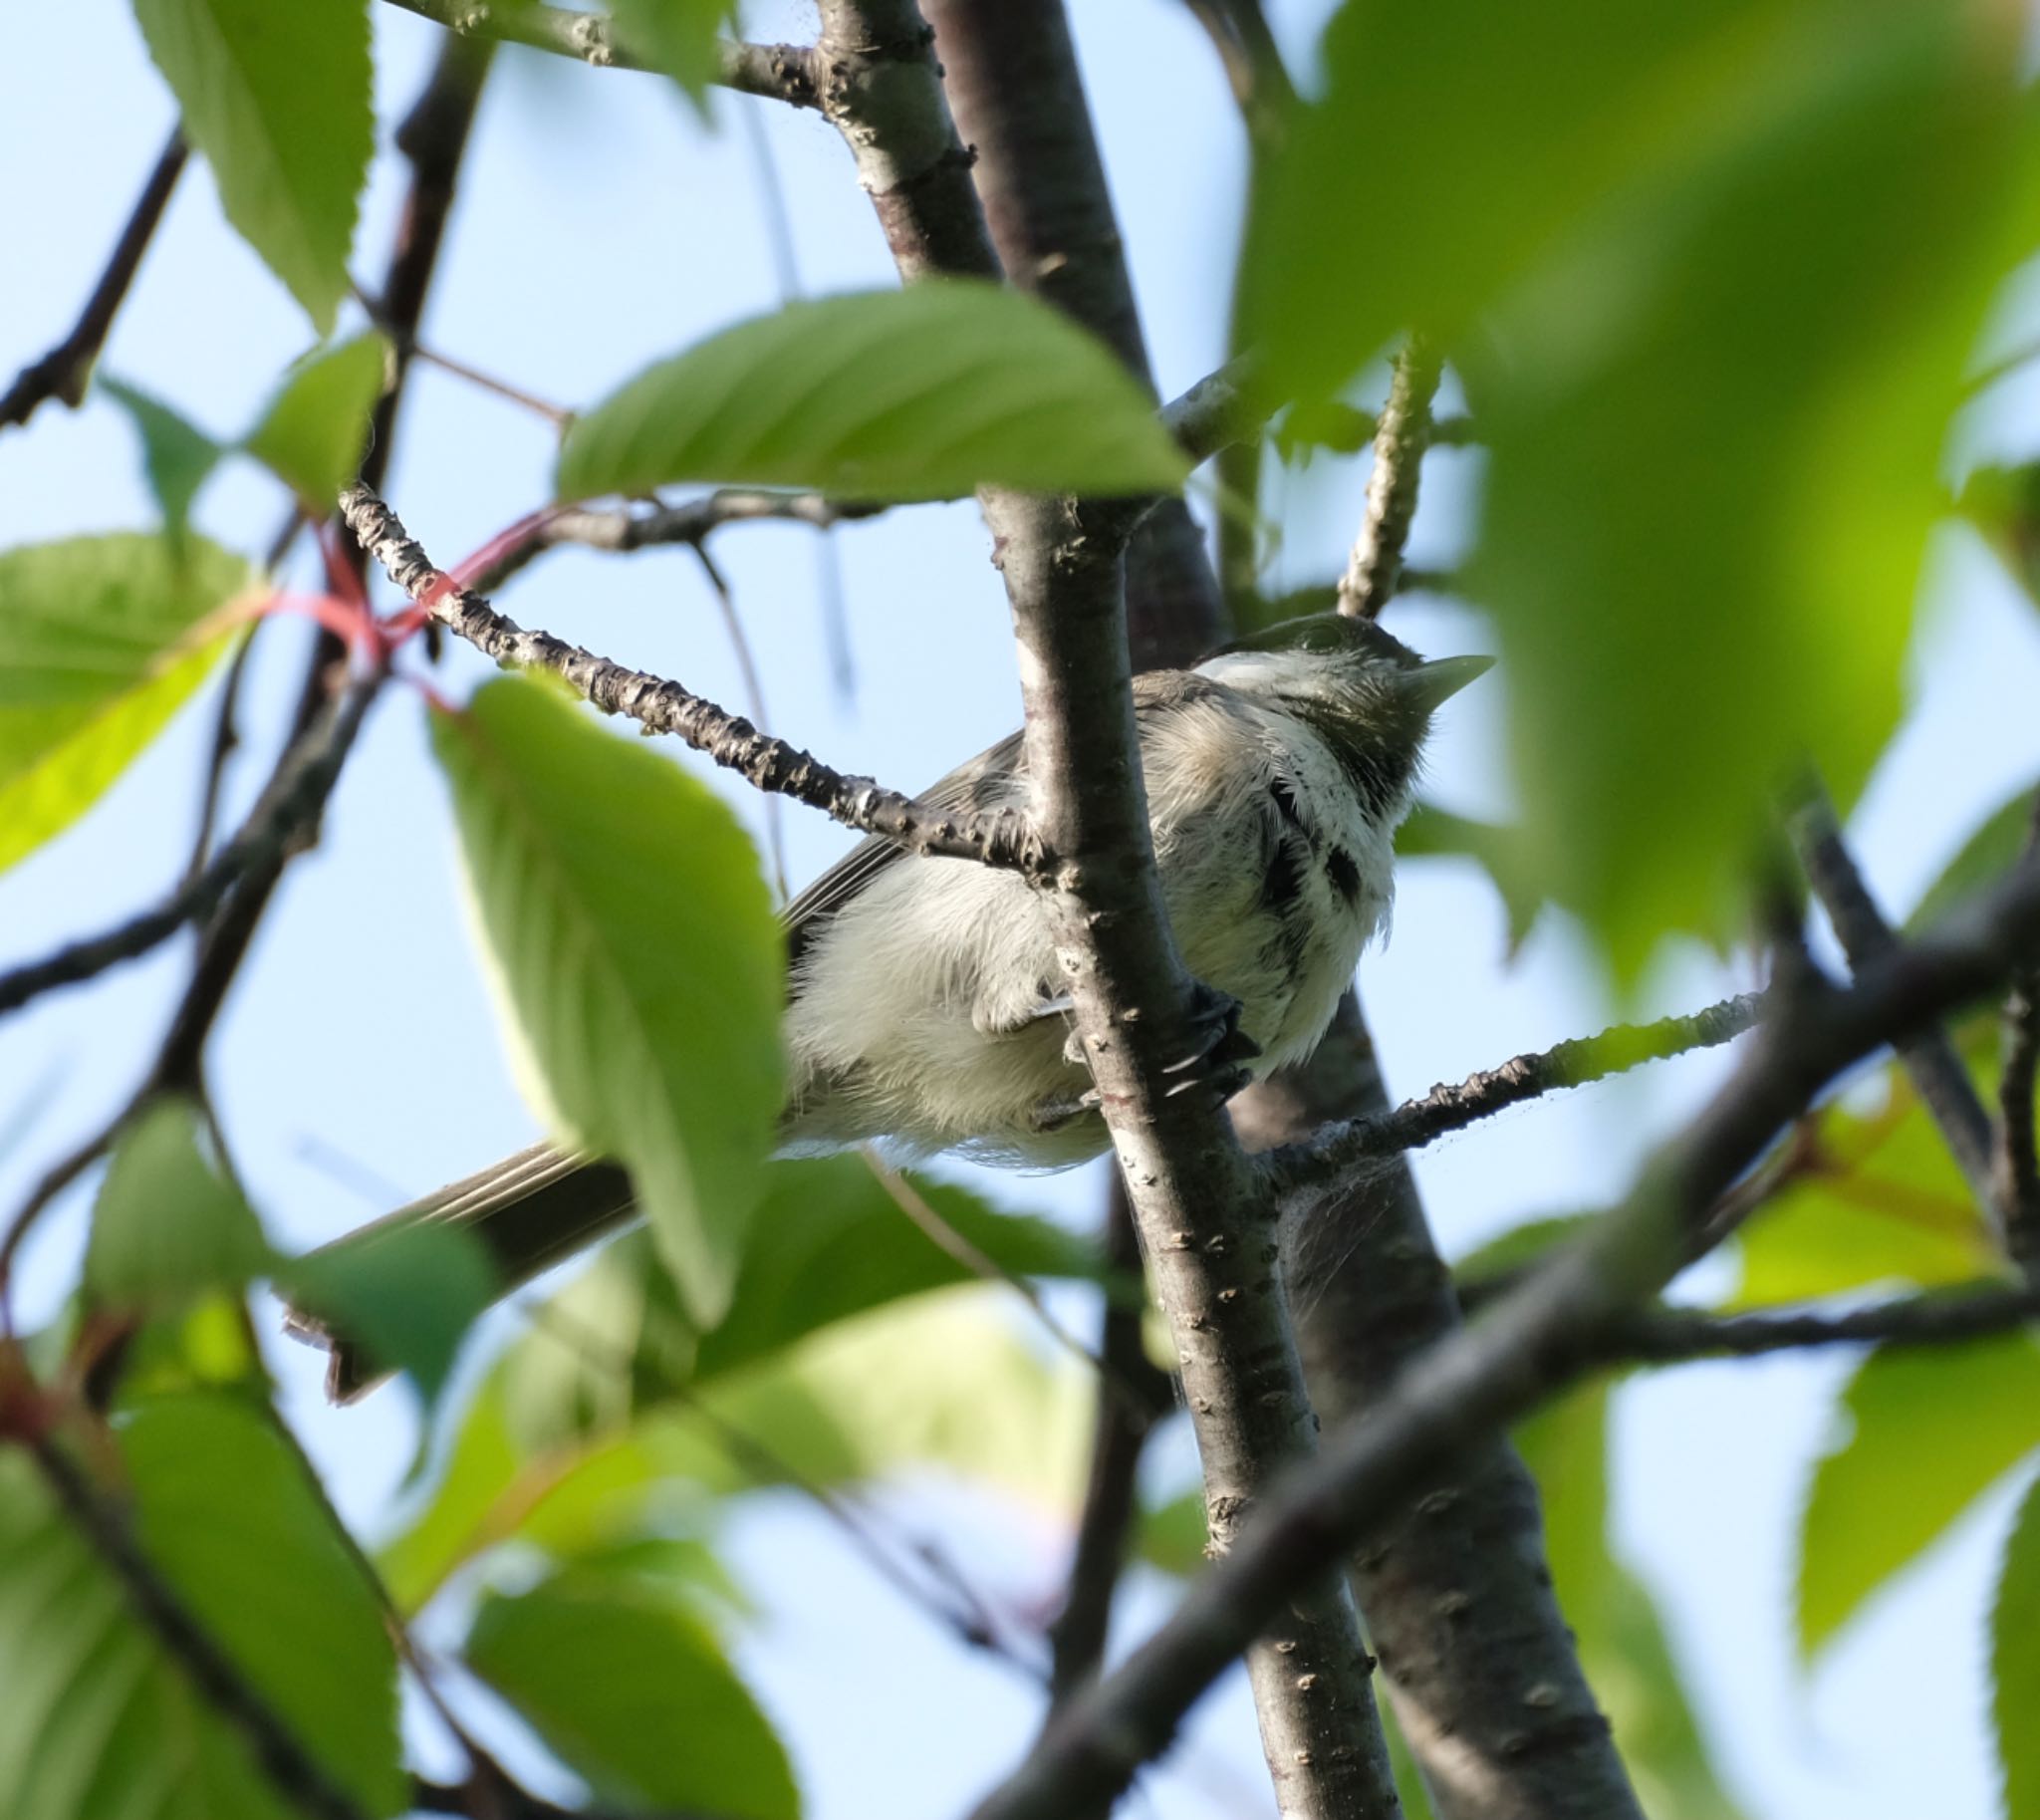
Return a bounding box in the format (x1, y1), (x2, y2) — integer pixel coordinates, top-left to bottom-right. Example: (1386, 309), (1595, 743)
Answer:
(1161, 979), (1261, 1076)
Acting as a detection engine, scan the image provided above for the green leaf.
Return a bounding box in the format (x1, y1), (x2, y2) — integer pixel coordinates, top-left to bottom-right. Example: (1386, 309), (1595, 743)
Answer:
(85, 1098), (273, 1308)
(0, 1395), (405, 1820)
(605, 0), (733, 105)
(99, 379), (224, 538)
(1991, 1465), (2040, 1820)
(1732, 1057), (2002, 1307)
(278, 1220), (497, 1408)
(464, 1570), (798, 1819)
(1465, 2), (2023, 972)
(130, 0), (372, 332)
(431, 676), (784, 1327)
(241, 334), (388, 508)
(1798, 1336), (2040, 1657)
(556, 282), (1192, 503)
(0, 532), (248, 877)
(1908, 780), (2040, 934)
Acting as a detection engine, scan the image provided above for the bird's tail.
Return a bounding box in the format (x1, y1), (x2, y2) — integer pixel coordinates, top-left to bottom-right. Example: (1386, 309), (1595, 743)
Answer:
(282, 1142), (638, 1402)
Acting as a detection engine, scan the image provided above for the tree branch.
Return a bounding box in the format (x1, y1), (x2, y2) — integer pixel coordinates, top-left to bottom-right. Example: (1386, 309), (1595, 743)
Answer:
(1338, 337), (1444, 622)
(1995, 794), (2040, 1274)
(377, 0), (821, 108)
(971, 852), (2040, 1820)
(808, 5), (1396, 1811)
(1790, 783), (2000, 1216)
(1263, 992), (1763, 1196)
(0, 130), (186, 431)
(0, 672), (380, 1022)
(339, 485), (1038, 870)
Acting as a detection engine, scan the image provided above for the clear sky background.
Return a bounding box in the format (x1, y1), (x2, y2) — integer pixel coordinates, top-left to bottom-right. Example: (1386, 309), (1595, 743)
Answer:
(6, 3), (2040, 1815)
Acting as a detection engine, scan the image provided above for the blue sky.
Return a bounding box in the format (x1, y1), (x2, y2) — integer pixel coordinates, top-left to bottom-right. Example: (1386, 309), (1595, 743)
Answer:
(6, 3), (2040, 1815)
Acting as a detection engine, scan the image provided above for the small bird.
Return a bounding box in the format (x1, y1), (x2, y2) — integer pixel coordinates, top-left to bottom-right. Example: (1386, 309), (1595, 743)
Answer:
(289, 613), (1487, 1395)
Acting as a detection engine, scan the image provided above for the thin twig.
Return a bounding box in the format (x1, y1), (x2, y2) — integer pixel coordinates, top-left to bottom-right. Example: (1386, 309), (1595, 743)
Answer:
(376, 0), (822, 107)
(1, 130), (187, 430)
(688, 541), (789, 898)
(1264, 991), (1764, 1194)
(180, 628), (261, 886)
(24, 1431), (371, 1820)
(970, 849), (2040, 1820)
(341, 484), (1040, 871)
(1338, 335), (1444, 620)
(0, 675), (382, 1023)
(1790, 782), (2001, 1218)
(1278, 402), (1478, 458)
(1995, 793), (2040, 1274)
(470, 491), (888, 594)
(403, 341), (572, 425)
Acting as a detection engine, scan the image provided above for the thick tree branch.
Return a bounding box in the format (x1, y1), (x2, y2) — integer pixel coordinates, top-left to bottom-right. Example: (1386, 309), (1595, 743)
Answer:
(1264, 992), (1763, 1196)
(808, 4), (1395, 1810)
(971, 854), (2040, 1820)
(1, 130), (186, 431)
(26, 1432), (369, 1820)
(0, 672), (380, 1021)
(340, 485), (1037, 870)
(378, 0), (821, 108)
(1790, 784), (2000, 1215)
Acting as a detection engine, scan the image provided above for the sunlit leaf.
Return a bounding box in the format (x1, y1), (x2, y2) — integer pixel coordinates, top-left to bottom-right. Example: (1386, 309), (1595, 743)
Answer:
(1991, 1464), (2040, 1820)
(0, 1396), (405, 1819)
(604, 0), (733, 106)
(100, 378), (223, 539)
(431, 676), (783, 1327)
(0, 532), (247, 877)
(241, 333), (387, 508)
(1468, 0), (2022, 972)
(129, 0), (372, 332)
(85, 1097), (273, 1309)
(466, 1569), (798, 1819)
(1799, 1336), (2040, 1657)
(556, 283), (1191, 503)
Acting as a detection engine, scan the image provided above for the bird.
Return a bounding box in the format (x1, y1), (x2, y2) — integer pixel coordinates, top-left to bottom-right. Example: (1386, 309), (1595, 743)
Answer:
(286, 612), (1488, 1396)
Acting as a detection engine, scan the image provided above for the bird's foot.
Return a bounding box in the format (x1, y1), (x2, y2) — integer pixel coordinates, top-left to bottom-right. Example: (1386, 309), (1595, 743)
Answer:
(1160, 978), (1260, 1102)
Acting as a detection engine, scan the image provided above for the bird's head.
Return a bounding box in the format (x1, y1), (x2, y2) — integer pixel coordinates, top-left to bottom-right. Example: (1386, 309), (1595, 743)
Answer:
(1195, 611), (1492, 819)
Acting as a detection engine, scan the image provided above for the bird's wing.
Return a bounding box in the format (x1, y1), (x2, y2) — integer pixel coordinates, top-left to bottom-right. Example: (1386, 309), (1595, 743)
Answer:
(782, 727), (1027, 971)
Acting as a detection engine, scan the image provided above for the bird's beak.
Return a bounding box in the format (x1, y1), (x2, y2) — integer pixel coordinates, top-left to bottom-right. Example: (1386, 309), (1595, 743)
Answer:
(1403, 653), (1494, 711)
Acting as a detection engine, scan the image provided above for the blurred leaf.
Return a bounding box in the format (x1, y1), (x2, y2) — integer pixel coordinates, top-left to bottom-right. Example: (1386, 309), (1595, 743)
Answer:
(604, 0), (733, 105)
(1133, 1485), (1207, 1579)
(1515, 1380), (1749, 1820)
(557, 282), (1191, 503)
(467, 1569), (797, 1818)
(1243, 0), (1784, 404)
(1991, 1465), (2040, 1820)
(85, 1098), (273, 1309)
(118, 1293), (268, 1401)
(278, 1220), (497, 1408)
(1378, 1698), (1440, 1820)
(1468, 1), (2022, 973)
(1958, 459), (2040, 609)
(100, 378), (223, 538)
(0, 1395), (405, 1819)
(0, 532), (247, 877)
(241, 333), (387, 508)
(129, 0), (371, 332)
(432, 675), (784, 1327)
(1733, 1062), (2002, 1307)
(1907, 779), (2039, 934)
(1398, 804), (1546, 953)
(1799, 1336), (2040, 1657)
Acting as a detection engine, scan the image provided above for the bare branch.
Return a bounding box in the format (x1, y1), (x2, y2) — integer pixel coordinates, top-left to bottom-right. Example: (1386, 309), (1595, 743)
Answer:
(970, 853), (2040, 1820)
(1281, 402), (1479, 459)
(0, 673), (381, 1022)
(1, 130), (186, 430)
(1159, 358), (1262, 473)
(377, 0), (822, 108)
(340, 484), (1038, 872)
(1790, 782), (2000, 1215)
(1264, 991), (1764, 1195)
(1338, 337), (1444, 621)
(470, 491), (889, 594)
